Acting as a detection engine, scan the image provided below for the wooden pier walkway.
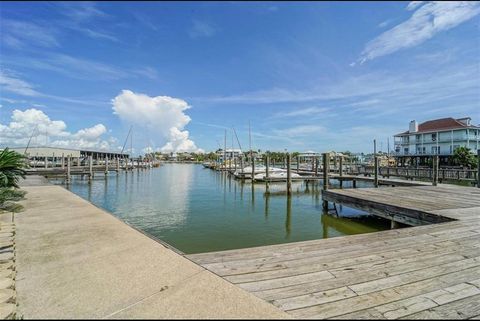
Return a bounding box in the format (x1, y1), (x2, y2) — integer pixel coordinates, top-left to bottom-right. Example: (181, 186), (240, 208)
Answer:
(187, 184), (480, 319)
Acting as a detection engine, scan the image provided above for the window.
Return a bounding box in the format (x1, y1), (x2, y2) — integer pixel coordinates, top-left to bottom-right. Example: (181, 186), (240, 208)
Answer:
(431, 133), (437, 141)
(431, 146), (439, 154)
(404, 147), (409, 154)
(416, 134), (421, 142)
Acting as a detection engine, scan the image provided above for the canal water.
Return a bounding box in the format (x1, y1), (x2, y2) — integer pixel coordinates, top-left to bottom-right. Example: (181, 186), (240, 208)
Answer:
(52, 164), (389, 254)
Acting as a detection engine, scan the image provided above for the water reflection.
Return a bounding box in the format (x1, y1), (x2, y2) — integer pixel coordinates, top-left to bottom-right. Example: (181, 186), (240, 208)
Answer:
(55, 164), (389, 254)
(285, 195), (292, 239)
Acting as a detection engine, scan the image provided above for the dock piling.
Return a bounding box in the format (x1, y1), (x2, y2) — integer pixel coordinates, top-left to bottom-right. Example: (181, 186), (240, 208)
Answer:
(66, 156), (71, 183)
(265, 154), (270, 194)
(322, 153), (330, 210)
(88, 155), (93, 182)
(433, 155), (439, 186)
(286, 153), (291, 195)
(251, 154), (255, 182)
(374, 156), (379, 188)
(105, 156), (109, 177)
(477, 149), (480, 188)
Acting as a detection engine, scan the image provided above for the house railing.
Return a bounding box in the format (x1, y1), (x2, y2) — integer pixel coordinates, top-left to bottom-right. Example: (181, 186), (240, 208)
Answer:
(348, 165), (478, 182)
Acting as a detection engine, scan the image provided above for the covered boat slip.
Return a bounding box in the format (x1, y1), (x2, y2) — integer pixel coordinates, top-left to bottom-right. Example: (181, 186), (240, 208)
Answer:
(187, 184), (480, 319)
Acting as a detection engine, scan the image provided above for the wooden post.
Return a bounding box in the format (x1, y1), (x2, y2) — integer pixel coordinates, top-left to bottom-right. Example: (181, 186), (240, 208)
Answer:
(61, 153), (65, 169)
(265, 154), (270, 194)
(66, 156), (71, 183)
(286, 153), (291, 195)
(311, 156), (315, 172)
(477, 149), (480, 188)
(322, 153), (329, 210)
(339, 156), (343, 177)
(240, 156), (244, 177)
(296, 156), (300, 173)
(44, 156), (48, 169)
(314, 157), (319, 176)
(374, 156), (379, 188)
(234, 157), (237, 172)
(116, 157), (120, 173)
(433, 155), (439, 186)
(251, 154), (255, 181)
(105, 156), (109, 176)
(89, 155), (93, 182)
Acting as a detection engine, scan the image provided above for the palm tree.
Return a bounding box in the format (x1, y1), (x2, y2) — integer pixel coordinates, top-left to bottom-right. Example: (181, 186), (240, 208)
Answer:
(0, 148), (27, 188)
(452, 146), (476, 169)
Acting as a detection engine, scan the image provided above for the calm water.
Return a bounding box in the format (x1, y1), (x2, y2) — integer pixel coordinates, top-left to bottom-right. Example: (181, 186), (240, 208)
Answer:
(52, 164), (389, 254)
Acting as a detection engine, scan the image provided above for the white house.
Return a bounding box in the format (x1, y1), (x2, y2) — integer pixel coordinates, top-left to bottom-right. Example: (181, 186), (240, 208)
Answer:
(394, 117), (480, 165)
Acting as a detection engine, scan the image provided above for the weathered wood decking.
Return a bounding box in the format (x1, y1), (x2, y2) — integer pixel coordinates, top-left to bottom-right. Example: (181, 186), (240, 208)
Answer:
(187, 185), (480, 319)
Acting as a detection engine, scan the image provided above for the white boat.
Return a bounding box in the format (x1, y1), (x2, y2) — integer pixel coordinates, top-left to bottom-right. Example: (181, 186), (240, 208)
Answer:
(233, 165), (267, 178)
(254, 170), (301, 180)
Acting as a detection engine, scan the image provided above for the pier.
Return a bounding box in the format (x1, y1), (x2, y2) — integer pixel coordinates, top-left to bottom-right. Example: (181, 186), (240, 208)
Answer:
(13, 177), (288, 319)
(187, 183), (480, 319)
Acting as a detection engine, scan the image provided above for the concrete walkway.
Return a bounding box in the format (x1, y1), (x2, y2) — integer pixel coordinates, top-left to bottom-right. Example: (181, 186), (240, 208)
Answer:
(15, 181), (289, 319)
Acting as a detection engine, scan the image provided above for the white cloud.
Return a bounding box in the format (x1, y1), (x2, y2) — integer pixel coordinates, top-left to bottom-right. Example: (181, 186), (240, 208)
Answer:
(273, 107), (330, 118)
(407, 1), (425, 11)
(0, 70), (107, 106)
(111, 90), (202, 153)
(358, 1), (480, 64)
(0, 70), (41, 97)
(188, 20), (217, 38)
(0, 19), (60, 49)
(0, 108), (115, 150)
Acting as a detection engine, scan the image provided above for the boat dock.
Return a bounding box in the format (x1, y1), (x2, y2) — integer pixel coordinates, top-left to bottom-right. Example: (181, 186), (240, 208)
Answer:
(187, 184), (480, 319)
(12, 177), (288, 319)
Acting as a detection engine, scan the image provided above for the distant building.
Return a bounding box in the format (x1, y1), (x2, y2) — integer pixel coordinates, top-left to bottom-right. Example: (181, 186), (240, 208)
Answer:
(394, 117), (480, 165)
(216, 149), (243, 162)
(10, 146), (128, 160)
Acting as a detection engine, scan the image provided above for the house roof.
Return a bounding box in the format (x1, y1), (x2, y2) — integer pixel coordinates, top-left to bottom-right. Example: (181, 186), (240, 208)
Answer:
(395, 117), (480, 136)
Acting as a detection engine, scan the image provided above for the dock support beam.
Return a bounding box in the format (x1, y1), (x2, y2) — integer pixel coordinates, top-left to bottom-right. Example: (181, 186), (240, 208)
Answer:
(265, 154), (270, 194)
(374, 156), (379, 188)
(251, 154), (255, 182)
(88, 155), (93, 182)
(477, 149), (480, 188)
(432, 155), (439, 186)
(61, 153), (65, 169)
(286, 153), (291, 195)
(105, 157), (109, 177)
(322, 152), (330, 210)
(339, 156), (344, 188)
(66, 156), (71, 183)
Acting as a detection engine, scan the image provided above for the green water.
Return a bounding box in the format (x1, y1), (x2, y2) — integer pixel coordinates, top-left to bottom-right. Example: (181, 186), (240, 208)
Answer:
(52, 164), (389, 254)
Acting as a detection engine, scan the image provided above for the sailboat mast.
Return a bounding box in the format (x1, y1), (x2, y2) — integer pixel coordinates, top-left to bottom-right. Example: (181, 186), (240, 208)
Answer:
(248, 120), (252, 161)
(224, 129), (227, 167)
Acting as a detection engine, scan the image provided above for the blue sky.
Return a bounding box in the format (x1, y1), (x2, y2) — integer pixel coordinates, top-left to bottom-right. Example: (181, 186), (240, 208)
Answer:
(1, 1), (479, 155)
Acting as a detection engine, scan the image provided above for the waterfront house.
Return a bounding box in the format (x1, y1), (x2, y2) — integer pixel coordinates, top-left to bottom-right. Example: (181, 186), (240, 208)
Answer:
(394, 117), (480, 166)
(216, 148), (243, 163)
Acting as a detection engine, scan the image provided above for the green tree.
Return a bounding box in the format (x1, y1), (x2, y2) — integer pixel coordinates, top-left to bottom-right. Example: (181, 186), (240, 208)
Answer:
(0, 148), (28, 213)
(0, 148), (27, 188)
(452, 146), (477, 168)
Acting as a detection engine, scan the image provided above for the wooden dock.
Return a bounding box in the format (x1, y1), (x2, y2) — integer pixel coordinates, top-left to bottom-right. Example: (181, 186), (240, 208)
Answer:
(187, 185), (480, 319)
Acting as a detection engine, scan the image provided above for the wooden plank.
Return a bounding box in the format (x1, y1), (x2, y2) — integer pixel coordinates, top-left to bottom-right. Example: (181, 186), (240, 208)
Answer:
(288, 262), (480, 319)
(403, 294), (480, 319)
